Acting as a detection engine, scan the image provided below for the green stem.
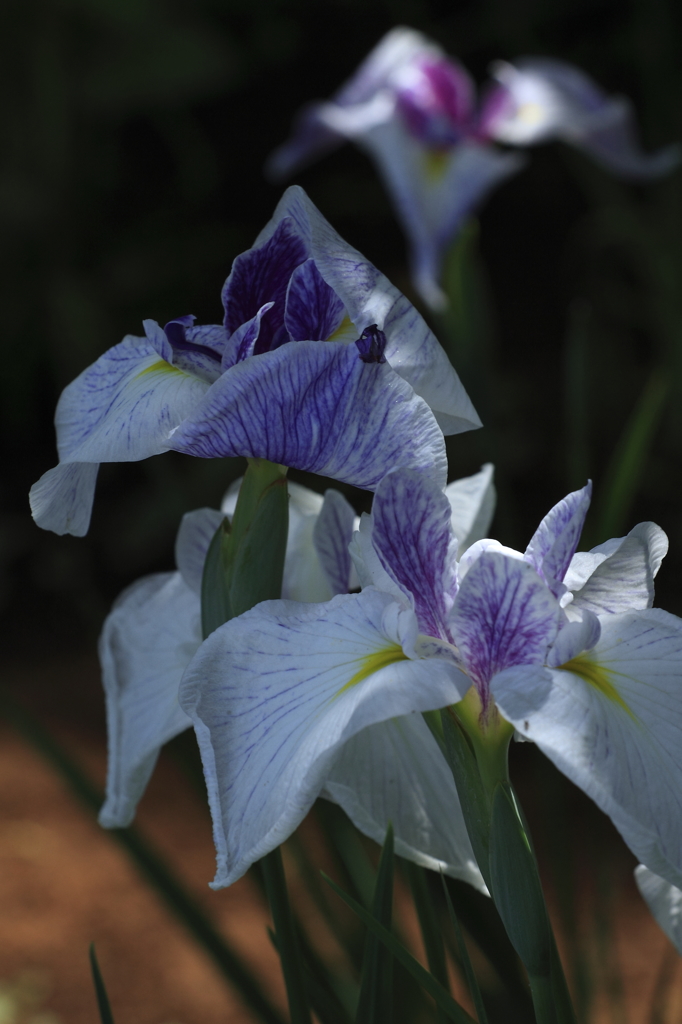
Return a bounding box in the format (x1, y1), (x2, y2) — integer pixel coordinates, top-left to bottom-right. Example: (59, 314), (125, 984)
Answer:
(261, 849), (312, 1024)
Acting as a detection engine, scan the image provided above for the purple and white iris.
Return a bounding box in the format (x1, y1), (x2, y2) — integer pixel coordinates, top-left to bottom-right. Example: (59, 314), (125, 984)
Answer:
(29, 186), (479, 537)
(267, 28), (679, 309)
(99, 467), (496, 892)
(179, 466), (682, 892)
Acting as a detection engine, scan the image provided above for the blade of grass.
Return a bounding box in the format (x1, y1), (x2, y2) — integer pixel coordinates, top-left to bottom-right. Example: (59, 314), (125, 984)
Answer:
(355, 824), (394, 1024)
(402, 861), (450, 1024)
(89, 944), (115, 1024)
(268, 927), (354, 1024)
(441, 874), (488, 1024)
(323, 873), (477, 1024)
(0, 690), (285, 1024)
(261, 848), (313, 1024)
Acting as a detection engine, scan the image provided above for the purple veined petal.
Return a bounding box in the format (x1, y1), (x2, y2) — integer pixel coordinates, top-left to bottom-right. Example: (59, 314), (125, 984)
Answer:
(247, 186), (482, 435)
(265, 27), (440, 179)
(313, 489), (357, 596)
(485, 59), (681, 179)
(445, 463), (496, 554)
(357, 123), (524, 310)
(565, 522), (668, 617)
(284, 258), (347, 342)
(524, 482), (592, 595)
(29, 334), (210, 535)
(175, 507), (227, 594)
(166, 340), (448, 491)
(221, 302), (275, 371)
(144, 318), (226, 383)
(178, 588), (466, 887)
(323, 714), (485, 890)
(99, 572), (200, 828)
(222, 218), (309, 352)
(370, 468), (457, 641)
(143, 318), (173, 361)
(350, 513), (411, 605)
(451, 551), (563, 706)
(392, 54), (477, 147)
(635, 866), (682, 954)
(493, 608), (682, 889)
(29, 462), (99, 537)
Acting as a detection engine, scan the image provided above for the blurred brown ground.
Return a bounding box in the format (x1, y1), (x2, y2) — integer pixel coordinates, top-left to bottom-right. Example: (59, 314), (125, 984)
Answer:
(0, 650), (679, 1024)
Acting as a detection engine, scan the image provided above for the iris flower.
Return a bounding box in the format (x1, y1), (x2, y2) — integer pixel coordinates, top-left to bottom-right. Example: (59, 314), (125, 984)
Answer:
(179, 467), (682, 893)
(29, 186), (479, 537)
(99, 467), (495, 892)
(268, 28), (679, 309)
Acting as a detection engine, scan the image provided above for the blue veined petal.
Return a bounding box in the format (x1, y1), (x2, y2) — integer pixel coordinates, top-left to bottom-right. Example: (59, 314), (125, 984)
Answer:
(220, 302), (275, 370)
(493, 609), (682, 889)
(486, 59), (681, 179)
(524, 482), (592, 596)
(313, 489), (357, 596)
(246, 186), (481, 436)
(143, 319), (226, 383)
(265, 27), (438, 179)
(178, 588), (466, 887)
(166, 340), (448, 491)
(99, 572), (200, 828)
(445, 463), (496, 554)
(324, 714), (485, 891)
(174, 507), (226, 594)
(370, 468), (457, 641)
(284, 258), (346, 342)
(222, 217), (309, 353)
(451, 552), (562, 705)
(29, 462), (99, 537)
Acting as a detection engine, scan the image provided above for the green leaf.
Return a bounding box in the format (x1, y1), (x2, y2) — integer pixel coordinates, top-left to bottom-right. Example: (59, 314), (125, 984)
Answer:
(322, 874), (477, 1024)
(261, 848), (313, 1024)
(89, 944), (115, 1024)
(201, 517), (232, 639)
(440, 874), (488, 1024)
(403, 861), (449, 995)
(355, 824), (394, 1024)
(488, 782), (551, 977)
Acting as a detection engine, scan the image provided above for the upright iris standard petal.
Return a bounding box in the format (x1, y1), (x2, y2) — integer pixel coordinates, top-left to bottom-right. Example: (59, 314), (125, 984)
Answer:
(524, 481), (592, 594)
(485, 59), (681, 179)
(99, 572), (200, 828)
(323, 714), (485, 891)
(635, 866), (682, 954)
(179, 589), (468, 888)
(492, 609), (682, 889)
(564, 522), (668, 616)
(370, 468), (458, 640)
(445, 462), (496, 554)
(284, 258), (347, 342)
(166, 340), (448, 491)
(251, 187), (481, 433)
(451, 552), (562, 703)
(30, 335), (211, 536)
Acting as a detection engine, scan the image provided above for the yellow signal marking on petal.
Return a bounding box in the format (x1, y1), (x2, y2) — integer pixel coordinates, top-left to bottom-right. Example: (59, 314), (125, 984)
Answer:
(516, 102), (545, 127)
(423, 148), (450, 181)
(326, 314), (355, 343)
(136, 359), (184, 378)
(560, 654), (636, 719)
(337, 644), (408, 696)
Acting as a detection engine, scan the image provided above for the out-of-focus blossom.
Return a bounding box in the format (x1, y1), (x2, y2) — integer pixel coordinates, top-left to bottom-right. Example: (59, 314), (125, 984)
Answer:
(29, 186), (479, 537)
(181, 468), (682, 891)
(268, 29), (679, 309)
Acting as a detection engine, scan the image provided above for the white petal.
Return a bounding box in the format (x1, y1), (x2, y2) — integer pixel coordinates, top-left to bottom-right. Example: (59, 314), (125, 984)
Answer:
(635, 865), (682, 953)
(29, 462), (99, 537)
(445, 463), (496, 554)
(174, 508), (226, 594)
(493, 609), (682, 888)
(324, 714), (485, 891)
(567, 523), (668, 616)
(179, 589), (467, 887)
(99, 573), (200, 828)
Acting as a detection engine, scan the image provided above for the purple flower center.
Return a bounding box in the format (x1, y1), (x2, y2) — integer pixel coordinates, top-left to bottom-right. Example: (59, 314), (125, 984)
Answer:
(355, 325), (387, 363)
(395, 57), (474, 148)
(164, 316), (222, 365)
